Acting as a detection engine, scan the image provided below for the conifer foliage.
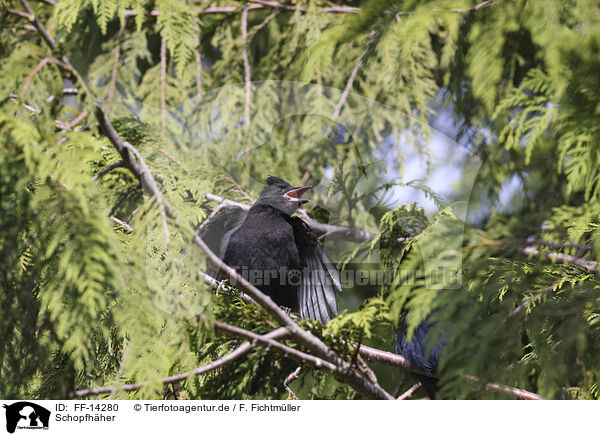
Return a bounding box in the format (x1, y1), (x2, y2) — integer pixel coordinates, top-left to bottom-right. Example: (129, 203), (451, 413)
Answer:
(1, 0), (599, 399)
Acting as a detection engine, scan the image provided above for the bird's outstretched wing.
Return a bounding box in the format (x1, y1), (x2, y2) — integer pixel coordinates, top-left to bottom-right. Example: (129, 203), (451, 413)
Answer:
(198, 206), (247, 275)
(289, 217), (342, 323)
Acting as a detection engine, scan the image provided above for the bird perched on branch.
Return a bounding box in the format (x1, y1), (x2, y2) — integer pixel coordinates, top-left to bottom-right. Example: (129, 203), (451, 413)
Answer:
(199, 176), (341, 323)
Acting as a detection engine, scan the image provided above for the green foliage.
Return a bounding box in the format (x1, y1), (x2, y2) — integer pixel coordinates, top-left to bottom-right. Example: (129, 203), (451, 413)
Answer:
(1, 0), (600, 400)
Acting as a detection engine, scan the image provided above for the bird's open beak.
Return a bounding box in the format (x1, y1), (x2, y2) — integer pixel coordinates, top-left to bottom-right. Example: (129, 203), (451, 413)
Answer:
(284, 186), (312, 204)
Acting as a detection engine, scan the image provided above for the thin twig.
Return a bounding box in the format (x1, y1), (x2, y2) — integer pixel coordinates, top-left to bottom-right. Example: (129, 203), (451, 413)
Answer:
(110, 216), (133, 233)
(70, 327), (290, 398)
(95, 104), (172, 241)
(519, 238), (594, 253)
(107, 21), (126, 114)
(244, 0), (358, 13)
(241, 8), (251, 131)
(210, 319), (341, 373)
(247, 9), (280, 37)
(283, 366), (302, 399)
(109, 339), (129, 399)
(194, 23), (202, 100)
(144, 141), (191, 174)
(392, 372), (407, 397)
(397, 382), (422, 400)
(160, 33), (167, 133)
(109, 184), (140, 216)
(58, 109), (89, 134)
(93, 160), (125, 181)
(331, 30), (376, 122)
(19, 57), (70, 100)
(19, 0), (59, 51)
(521, 246), (597, 272)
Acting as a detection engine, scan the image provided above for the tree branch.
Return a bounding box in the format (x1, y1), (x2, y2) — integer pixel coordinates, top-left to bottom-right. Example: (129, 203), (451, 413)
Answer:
(521, 246), (597, 272)
(241, 8), (251, 132)
(397, 382), (421, 400)
(58, 109), (89, 134)
(70, 327), (290, 398)
(19, 57), (70, 101)
(94, 104), (172, 241)
(110, 216), (133, 233)
(211, 319), (341, 373)
(283, 366), (302, 399)
(194, 23), (202, 100)
(331, 30), (376, 122)
(93, 160), (125, 180)
(106, 21), (126, 114)
(160, 33), (167, 133)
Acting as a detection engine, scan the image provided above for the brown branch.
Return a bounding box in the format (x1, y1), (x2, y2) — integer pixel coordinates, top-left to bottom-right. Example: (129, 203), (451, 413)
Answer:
(520, 238), (594, 253)
(145, 141), (191, 173)
(19, 57), (70, 101)
(106, 22), (126, 114)
(93, 160), (125, 181)
(244, 0), (359, 13)
(431, 0), (493, 13)
(160, 33), (167, 133)
(357, 344), (541, 400)
(110, 216), (133, 232)
(94, 104), (172, 241)
(283, 366), (302, 399)
(397, 382), (421, 400)
(241, 8), (251, 131)
(123, 6), (258, 16)
(521, 246), (597, 272)
(6, 1), (91, 99)
(211, 319), (342, 373)
(70, 327), (289, 398)
(58, 109), (89, 134)
(19, 0), (58, 52)
(331, 30), (376, 122)
(248, 9), (280, 37)
(505, 285), (559, 320)
(194, 23), (202, 100)
(4, 7), (30, 19)
(463, 376), (542, 400)
(358, 343), (410, 369)
(392, 372), (407, 397)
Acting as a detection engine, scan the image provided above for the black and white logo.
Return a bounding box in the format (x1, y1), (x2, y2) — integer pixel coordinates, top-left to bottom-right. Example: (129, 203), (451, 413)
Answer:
(3, 402), (50, 434)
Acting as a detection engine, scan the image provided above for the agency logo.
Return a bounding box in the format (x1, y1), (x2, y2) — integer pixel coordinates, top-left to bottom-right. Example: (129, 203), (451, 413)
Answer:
(2, 402), (50, 434)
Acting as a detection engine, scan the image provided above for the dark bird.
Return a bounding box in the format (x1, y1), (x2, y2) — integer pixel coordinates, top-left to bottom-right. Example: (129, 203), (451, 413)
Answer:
(396, 315), (446, 399)
(199, 176), (341, 323)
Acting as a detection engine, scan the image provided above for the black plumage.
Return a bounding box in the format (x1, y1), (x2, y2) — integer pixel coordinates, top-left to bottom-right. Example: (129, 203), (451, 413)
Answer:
(199, 176), (341, 323)
(396, 316), (446, 399)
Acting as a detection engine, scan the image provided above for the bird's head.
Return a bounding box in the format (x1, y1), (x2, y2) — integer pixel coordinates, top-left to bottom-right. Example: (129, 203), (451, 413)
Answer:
(257, 176), (312, 215)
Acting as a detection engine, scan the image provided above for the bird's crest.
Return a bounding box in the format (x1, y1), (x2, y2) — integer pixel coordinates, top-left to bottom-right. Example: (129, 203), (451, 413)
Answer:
(266, 175), (292, 189)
